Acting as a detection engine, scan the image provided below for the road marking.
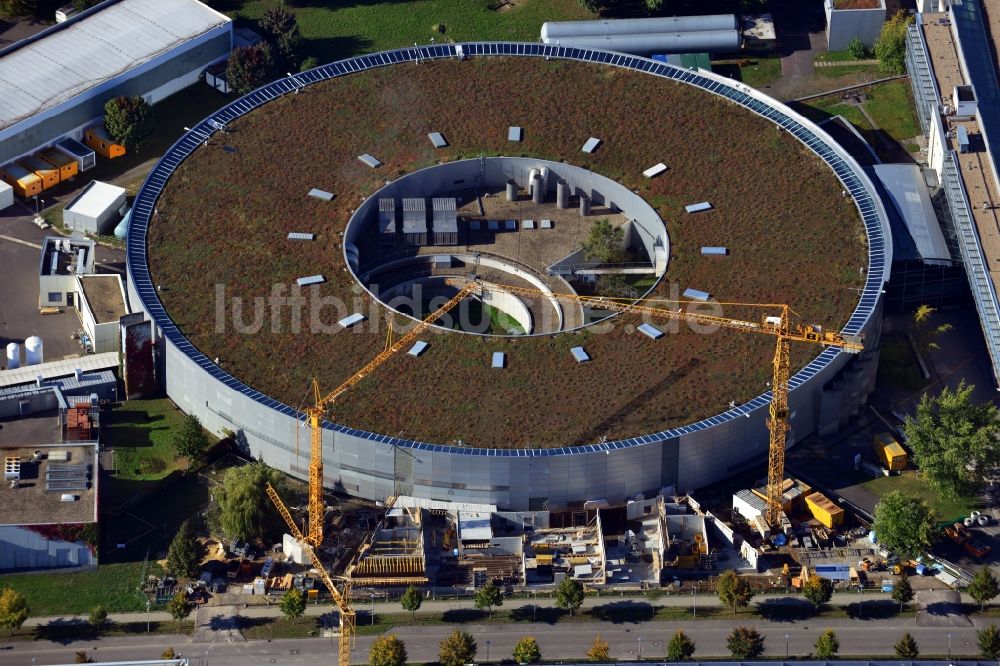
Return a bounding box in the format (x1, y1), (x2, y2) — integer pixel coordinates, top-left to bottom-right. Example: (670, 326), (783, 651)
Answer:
(0, 234), (42, 249)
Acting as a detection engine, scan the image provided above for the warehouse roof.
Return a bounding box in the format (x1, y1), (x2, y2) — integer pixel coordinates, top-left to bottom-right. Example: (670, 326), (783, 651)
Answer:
(0, 0), (231, 132)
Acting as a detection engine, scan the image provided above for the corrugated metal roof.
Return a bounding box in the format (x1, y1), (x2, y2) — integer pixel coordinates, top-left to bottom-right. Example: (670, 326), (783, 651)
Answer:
(0, 0), (230, 132)
(0, 369), (114, 398)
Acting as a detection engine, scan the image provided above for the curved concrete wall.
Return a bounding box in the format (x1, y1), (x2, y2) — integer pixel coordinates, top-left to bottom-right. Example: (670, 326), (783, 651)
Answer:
(127, 42), (889, 510)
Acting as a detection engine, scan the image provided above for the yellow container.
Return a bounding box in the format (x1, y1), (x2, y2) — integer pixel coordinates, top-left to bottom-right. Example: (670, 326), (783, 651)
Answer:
(84, 126), (126, 159)
(536, 553), (553, 565)
(17, 155), (59, 189)
(873, 433), (907, 471)
(805, 491), (845, 529)
(0, 163), (42, 197)
(38, 147), (78, 181)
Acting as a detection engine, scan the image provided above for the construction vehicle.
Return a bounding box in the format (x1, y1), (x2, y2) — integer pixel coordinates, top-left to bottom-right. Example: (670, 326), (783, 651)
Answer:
(265, 283), (476, 666)
(449, 278), (865, 527)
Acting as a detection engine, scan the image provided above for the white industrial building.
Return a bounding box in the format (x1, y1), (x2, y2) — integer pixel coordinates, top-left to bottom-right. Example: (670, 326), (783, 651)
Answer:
(77, 274), (128, 353)
(0, 0), (233, 166)
(62, 180), (127, 235)
(39, 236), (96, 308)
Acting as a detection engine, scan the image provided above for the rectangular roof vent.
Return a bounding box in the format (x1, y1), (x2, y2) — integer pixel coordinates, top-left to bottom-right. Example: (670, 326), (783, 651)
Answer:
(685, 202), (712, 213)
(358, 154), (382, 168)
(487, 220), (500, 231)
(581, 137), (601, 153)
(296, 275), (325, 286)
(522, 219), (535, 229)
(540, 219), (553, 229)
(408, 341), (429, 357)
(492, 352), (505, 368)
(508, 126), (523, 142)
(701, 246), (727, 255)
(338, 313), (366, 328)
(504, 219), (516, 231)
(308, 188), (334, 201)
(470, 220), (482, 231)
(428, 132), (448, 148)
(643, 163), (667, 178)
(683, 288), (710, 302)
(637, 323), (664, 340)
(287, 232), (315, 241)
(570, 346), (591, 363)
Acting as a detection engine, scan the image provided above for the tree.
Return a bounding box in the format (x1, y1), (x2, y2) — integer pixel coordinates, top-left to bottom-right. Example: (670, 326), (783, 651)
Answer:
(581, 218), (626, 263)
(872, 491), (937, 559)
(72, 0), (100, 11)
(586, 634), (610, 661)
(167, 519), (201, 578)
(666, 630), (695, 660)
(166, 590), (191, 621)
(400, 585), (422, 620)
(474, 581), (502, 618)
(216, 462), (286, 540)
(980, 624), (1000, 658)
(173, 413), (209, 460)
(281, 587), (306, 619)
(802, 576), (834, 611)
(895, 631), (919, 658)
(904, 381), (1000, 499)
(716, 569), (754, 614)
(259, 6), (303, 71)
(226, 42), (276, 96)
(88, 605), (107, 628)
(727, 626), (764, 659)
(913, 304), (952, 351)
(814, 629), (839, 659)
(874, 10), (912, 75)
(103, 95), (155, 152)
(161, 647), (177, 659)
(0, 0), (61, 19)
(892, 573), (914, 612)
(439, 628), (477, 666)
(0, 589), (28, 636)
(969, 567), (1000, 611)
(513, 636), (541, 664)
(73, 651), (93, 664)
(369, 633), (407, 666)
(645, 0), (663, 12)
(847, 36), (868, 60)
(554, 577), (585, 616)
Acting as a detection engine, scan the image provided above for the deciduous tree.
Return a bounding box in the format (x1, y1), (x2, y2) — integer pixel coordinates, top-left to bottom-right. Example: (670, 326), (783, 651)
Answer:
(439, 628), (477, 666)
(400, 585), (422, 620)
(716, 569), (754, 614)
(474, 582), (502, 618)
(969, 567), (1000, 611)
(226, 43), (276, 96)
(103, 96), (154, 152)
(581, 218), (626, 263)
(586, 635), (610, 661)
(727, 626), (764, 659)
(892, 573), (913, 612)
(872, 491), (937, 558)
(173, 414), (209, 461)
(0, 589), (28, 636)
(875, 10), (913, 75)
(895, 632), (919, 658)
(904, 381), (1000, 498)
(513, 636), (541, 664)
(980, 624), (1000, 658)
(814, 629), (839, 659)
(280, 587), (305, 619)
(666, 629), (695, 660)
(803, 576), (834, 611)
(166, 591), (191, 621)
(369, 633), (407, 666)
(554, 577), (585, 615)
(217, 462), (286, 541)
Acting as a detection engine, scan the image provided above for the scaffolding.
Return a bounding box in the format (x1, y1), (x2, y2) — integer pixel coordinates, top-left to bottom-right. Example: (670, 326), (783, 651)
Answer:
(349, 507), (429, 586)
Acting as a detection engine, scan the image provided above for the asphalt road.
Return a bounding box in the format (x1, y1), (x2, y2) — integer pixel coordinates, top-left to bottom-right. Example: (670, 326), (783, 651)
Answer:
(0, 620), (988, 665)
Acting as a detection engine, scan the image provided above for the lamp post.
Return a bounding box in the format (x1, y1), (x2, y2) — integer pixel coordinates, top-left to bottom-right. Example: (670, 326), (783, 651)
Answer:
(948, 632), (952, 659)
(692, 585), (696, 618)
(146, 599), (151, 633)
(637, 636), (642, 660)
(371, 592), (376, 626)
(486, 639), (491, 663)
(785, 634), (789, 657)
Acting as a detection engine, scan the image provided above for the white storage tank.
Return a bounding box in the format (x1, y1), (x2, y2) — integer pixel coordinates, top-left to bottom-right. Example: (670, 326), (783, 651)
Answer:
(541, 15), (737, 42)
(25, 336), (43, 366)
(5, 342), (19, 370)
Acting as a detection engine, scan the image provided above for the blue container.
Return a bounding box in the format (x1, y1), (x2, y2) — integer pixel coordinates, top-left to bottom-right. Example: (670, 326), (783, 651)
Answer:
(915, 563), (926, 575)
(772, 533), (787, 547)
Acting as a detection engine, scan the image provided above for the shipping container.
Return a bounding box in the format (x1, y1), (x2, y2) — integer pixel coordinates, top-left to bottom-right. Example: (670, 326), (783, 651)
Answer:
(872, 432), (907, 471)
(17, 155), (60, 190)
(0, 163), (43, 198)
(83, 126), (126, 159)
(804, 491), (845, 529)
(38, 147), (79, 181)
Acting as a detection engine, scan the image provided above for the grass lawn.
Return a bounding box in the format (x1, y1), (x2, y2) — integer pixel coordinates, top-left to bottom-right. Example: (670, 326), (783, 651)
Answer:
(864, 80), (922, 142)
(105, 397), (189, 484)
(877, 335), (930, 392)
(713, 56), (781, 88)
(862, 471), (976, 525)
(228, 0), (595, 63)
(1, 562), (150, 616)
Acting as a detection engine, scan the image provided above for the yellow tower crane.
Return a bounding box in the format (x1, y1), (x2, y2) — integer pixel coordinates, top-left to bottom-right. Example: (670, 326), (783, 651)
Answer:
(450, 278), (865, 527)
(265, 282), (476, 666)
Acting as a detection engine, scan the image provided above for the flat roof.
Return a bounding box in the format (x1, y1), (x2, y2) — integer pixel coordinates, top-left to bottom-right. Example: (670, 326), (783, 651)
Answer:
(0, 351), (118, 389)
(0, 0), (230, 132)
(0, 443), (97, 525)
(872, 164), (952, 265)
(79, 274), (127, 324)
(65, 181), (126, 219)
